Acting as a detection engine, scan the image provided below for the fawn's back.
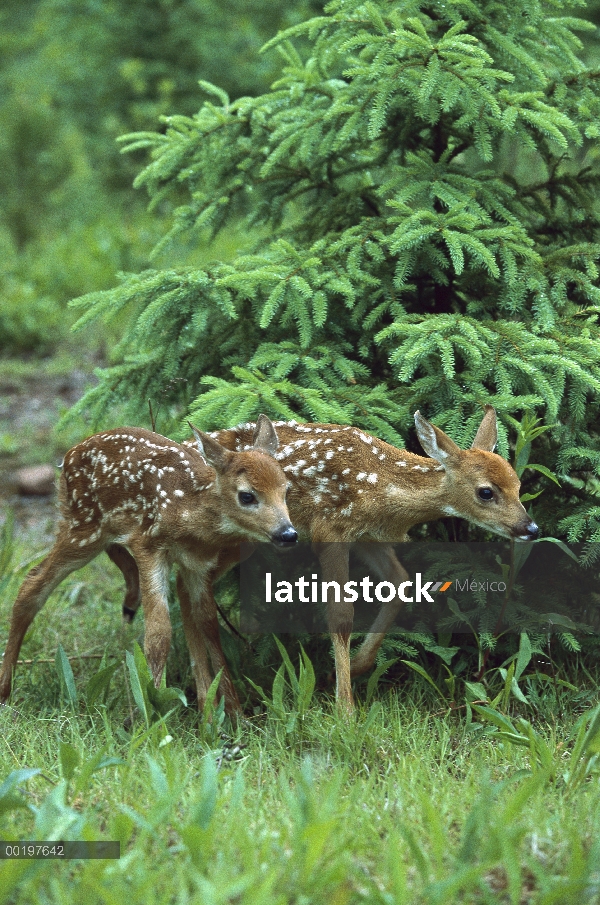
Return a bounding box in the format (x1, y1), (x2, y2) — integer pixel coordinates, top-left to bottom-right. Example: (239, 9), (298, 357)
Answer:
(60, 427), (216, 548)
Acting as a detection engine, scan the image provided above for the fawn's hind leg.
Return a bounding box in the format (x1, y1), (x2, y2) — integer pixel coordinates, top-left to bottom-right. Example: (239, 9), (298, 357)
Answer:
(0, 531), (103, 702)
(349, 543), (409, 678)
(106, 543), (141, 622)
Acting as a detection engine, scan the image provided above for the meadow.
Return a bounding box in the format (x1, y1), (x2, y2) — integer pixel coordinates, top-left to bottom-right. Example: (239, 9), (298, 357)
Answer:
(3, 0), (600, 900)
(1, 523), (600, 904)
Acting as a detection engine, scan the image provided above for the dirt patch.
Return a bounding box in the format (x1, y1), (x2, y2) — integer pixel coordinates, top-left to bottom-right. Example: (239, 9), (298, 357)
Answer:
(0, 364), (94, 546)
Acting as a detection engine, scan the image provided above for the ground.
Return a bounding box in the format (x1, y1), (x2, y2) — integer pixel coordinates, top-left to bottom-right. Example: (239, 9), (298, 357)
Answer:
(0, 356), (96, 546)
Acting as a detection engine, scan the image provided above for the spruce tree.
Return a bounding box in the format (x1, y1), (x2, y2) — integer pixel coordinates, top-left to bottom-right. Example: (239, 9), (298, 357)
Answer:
(70, 0), (600, 542)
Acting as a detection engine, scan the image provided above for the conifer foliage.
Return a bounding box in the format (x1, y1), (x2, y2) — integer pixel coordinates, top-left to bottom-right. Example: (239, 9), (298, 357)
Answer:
(72, 0), (600, 540)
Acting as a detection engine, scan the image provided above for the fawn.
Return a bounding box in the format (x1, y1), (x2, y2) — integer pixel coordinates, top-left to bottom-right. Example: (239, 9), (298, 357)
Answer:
(47, 406), (539, 711)
(0, 416), (297, 706)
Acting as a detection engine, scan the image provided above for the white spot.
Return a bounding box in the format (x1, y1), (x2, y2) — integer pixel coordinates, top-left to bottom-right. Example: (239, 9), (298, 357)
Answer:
(174, 489), (185, 497)
(358, 433), (372, 445)
(357, 472), (367, 481)
(367, 473), (378, 484)
(340, 503), (353, 516)
(395, 461), (407, 467)
(284, 460), (307, 475)
(325, 450), (335, 460)
(342, 468), (350, 475)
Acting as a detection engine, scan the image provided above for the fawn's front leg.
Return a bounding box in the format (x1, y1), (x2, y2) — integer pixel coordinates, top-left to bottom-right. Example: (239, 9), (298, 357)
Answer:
(314, 541), (353, 711)
(177, 565), (242, 715)
(133, 546), (172, 687)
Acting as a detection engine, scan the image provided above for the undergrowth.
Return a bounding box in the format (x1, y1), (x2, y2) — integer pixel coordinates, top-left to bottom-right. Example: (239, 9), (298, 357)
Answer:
(2, 524), (600, 903)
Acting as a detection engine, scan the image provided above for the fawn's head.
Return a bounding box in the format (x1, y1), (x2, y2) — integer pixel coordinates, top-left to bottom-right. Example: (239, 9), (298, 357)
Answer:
(414, 406), (539, 542)
(190, 414), (298, 547)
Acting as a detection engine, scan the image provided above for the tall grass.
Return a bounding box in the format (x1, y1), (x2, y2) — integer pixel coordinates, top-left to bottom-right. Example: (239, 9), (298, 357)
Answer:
(2, 527), (600, 903)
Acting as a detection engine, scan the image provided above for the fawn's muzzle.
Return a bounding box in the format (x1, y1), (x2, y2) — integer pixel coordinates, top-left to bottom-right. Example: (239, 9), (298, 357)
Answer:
(272, 525), (299, 547)
(514, 520), (539, 541)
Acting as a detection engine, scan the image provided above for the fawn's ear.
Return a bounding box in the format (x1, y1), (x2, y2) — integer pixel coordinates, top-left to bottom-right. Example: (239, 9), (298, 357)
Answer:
(470, 405), (497, 452)
(414, 411), (462, 467)
(188, 422), (231, 473)
(252, 414), (279, 457)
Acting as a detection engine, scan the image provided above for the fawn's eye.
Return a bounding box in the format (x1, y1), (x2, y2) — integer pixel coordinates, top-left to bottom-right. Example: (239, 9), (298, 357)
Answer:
(478, 487), (494, 501)
(238, 491), (257, 505)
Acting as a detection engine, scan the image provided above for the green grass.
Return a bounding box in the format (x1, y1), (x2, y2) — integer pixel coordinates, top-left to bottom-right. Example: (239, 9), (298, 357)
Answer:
(2, 533), (600, 903)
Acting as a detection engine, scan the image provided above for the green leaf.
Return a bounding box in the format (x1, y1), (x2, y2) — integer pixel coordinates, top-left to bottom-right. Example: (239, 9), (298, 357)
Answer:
(273, 636), (300, 696)
(84, 663), (118, 707)
(533, 537), (579, 563)
(190, 757), (218, 830)
(523, 463), (560, 485)
(298, 645), (316, 714)
(0, 769), (41, 816)
(400, 660), (446, 701)
(515, 633), (532, 682)
(59, 743), (80, 783)
(55, 645), (78, 707)
(471, 704), (519, 734)
(126, 646), (150, 727)
(202, 669), (223, 725)
(366, 658), (399, 704)
(464, 681), (488, 703)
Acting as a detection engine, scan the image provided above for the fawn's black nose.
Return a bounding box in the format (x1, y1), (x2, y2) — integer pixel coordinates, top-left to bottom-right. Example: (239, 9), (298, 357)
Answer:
(273, 525), (298, 546)
(526, 522), (539, 540)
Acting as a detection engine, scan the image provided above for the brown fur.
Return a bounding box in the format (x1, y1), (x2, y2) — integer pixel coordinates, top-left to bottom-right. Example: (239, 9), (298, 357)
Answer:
(0, 420), (295, 707)
(105, 410), (537, 712)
